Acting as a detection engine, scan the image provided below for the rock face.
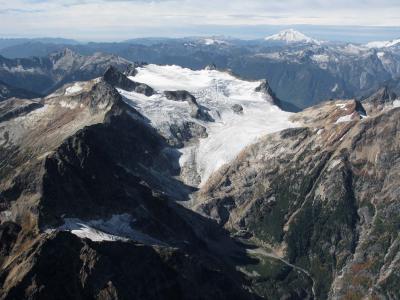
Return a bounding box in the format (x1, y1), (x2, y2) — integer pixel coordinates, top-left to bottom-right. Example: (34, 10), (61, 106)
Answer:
(164, 90), (213, 121)
(194, 99), (400, 299)
(103, 66), (155, 96)
(0, 222), (21, 261)
(362, 86), (399, 113)
(124, 64), (138, 77)
(255, 80), (280, 103)
(255, 79), (300, 112)
(168, 121), (208, 148)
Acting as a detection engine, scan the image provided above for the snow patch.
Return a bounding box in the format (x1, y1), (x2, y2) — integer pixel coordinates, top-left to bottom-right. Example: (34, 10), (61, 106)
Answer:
(312, 54), (330, 63)
(328, 159), (342, 171)
(336, 113), (354, 123)
(335, 103), (348, 110)
(377, 52), (385, 59)
(2, 65), (37, 74)
(255, 52), (282, 60)
(0, 210), (12, 221)
(60, 100), (78, 109)
(65, 83), (84, 95)
(393, 99), (400, 108)
(203, 38), (227, 46)
(339, 44), (366, 55)
(55, 214), (164, 245)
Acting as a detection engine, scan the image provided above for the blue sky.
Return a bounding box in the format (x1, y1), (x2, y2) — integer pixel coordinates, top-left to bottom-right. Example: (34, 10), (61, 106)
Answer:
(0, 0), (399, 42)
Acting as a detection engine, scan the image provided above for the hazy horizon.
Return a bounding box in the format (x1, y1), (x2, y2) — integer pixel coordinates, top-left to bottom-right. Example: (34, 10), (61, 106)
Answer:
(0, 25), (400, 44)
(0, 0), (399, 43)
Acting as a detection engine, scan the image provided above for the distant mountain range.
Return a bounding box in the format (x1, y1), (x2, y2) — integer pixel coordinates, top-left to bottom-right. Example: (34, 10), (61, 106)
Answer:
(0, 38), (79, 50)
(0, 48), (131, 98)
(0, 30), (400, 108)
(0, 80), (41, 101)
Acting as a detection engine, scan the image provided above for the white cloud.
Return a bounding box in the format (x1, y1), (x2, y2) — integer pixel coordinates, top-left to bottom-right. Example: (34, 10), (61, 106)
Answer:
(0, 0), (399, 40)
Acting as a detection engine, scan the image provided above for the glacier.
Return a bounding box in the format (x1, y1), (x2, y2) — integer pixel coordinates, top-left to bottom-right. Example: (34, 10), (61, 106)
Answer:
(120, 64), (296, 186)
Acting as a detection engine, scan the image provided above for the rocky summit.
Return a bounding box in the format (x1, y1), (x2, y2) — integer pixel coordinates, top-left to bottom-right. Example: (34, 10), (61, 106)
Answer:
(1, 62), (400, 300)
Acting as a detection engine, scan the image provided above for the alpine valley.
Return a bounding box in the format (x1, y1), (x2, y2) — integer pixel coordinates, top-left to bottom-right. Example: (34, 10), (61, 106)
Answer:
(1, 30), (400, 300)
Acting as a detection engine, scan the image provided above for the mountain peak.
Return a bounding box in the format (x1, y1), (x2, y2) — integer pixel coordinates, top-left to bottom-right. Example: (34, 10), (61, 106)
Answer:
(49, 47), (80, 59)
(48, 48), (82, 68)
(265, 29), (319, 44)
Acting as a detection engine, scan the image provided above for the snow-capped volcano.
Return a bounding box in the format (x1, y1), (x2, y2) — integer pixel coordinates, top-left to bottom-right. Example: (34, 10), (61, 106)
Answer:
(365, 38), (400, 49)
(265, 29), (320, 44)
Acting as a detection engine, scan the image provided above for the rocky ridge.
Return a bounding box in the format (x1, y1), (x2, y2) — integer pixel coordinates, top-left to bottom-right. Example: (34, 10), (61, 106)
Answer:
(193, 97), (400, 299)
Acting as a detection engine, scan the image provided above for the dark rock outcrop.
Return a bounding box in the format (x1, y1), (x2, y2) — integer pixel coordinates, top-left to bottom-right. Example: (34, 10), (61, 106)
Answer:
(354, 99), (367, 116)
(205, 63), (217, 71)
(124, 64), (138, 77)
(169, 121), (208, 148)
(255, 79), (281, 106)
(232, 104), (244, 114)
(103, 66), (155, 96)
(164, 90), (197, 103)
(123, 62), (148, 77)
(0, 222), (21, 260)
(164, 90), (213, 121)
(255, 79), (300, 112)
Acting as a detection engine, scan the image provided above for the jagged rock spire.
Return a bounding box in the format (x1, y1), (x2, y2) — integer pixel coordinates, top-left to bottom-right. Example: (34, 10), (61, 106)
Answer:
(255, 79), (282, 108)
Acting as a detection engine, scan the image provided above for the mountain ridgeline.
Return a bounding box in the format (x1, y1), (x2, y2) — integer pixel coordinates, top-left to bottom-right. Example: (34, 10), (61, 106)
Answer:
(1, 30), (400, 108)
(0, 49), (132, 99)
